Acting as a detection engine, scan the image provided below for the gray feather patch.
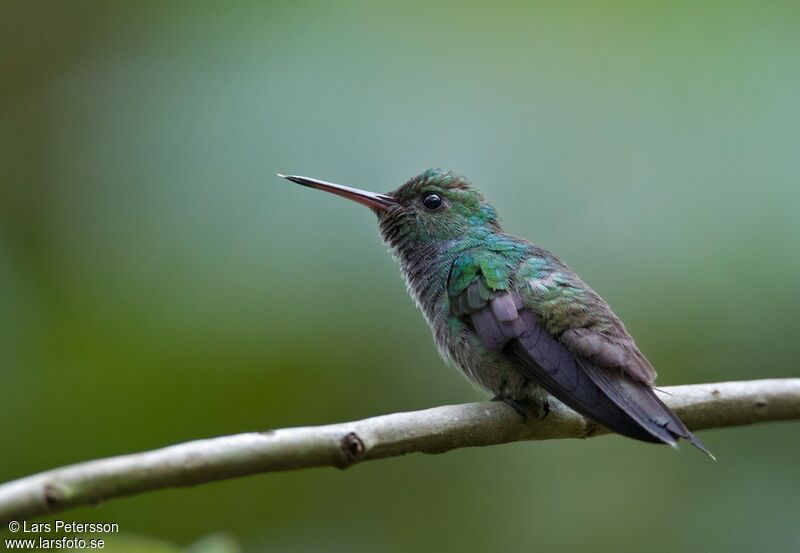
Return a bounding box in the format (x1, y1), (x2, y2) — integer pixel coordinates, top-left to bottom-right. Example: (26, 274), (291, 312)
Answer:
(471, 306), (507, 350)
(561, 327), (656, 384)
(467, 281), (486, 310)
(490, 294), (519, 322)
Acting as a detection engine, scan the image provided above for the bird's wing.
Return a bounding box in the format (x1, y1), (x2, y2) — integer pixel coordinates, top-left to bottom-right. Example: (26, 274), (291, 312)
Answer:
(517, 255), (658, 384)
(448, 251), (711, 454)
(448, 249), (523, 350)
(516, 255), (710, 454)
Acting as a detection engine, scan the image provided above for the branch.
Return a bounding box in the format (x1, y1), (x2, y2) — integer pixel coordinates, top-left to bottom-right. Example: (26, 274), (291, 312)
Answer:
(1, 378), (798, 522)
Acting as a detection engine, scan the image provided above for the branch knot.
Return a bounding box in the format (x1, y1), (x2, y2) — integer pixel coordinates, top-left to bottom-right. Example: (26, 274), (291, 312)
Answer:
(339, 432), (366, 467)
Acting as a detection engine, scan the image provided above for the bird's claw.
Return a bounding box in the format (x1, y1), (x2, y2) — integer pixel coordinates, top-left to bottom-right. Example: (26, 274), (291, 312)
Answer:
(491, 395), (550, 422)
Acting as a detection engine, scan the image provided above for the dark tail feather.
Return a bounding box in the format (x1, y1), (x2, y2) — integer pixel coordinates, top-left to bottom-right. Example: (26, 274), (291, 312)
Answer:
(579, 358), (715, 458)
(506, 311), (714, 457)
(506, 341), (660, 443)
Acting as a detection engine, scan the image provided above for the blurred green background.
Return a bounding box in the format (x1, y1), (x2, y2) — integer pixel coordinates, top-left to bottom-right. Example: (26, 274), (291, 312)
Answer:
(1, 1), (799, 551)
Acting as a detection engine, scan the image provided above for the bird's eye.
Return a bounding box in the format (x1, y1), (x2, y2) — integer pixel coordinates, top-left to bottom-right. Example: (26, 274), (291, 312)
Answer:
(421, 193), (443, 211)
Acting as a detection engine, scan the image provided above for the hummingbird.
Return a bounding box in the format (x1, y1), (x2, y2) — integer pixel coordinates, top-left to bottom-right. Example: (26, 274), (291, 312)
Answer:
(279, 169), (712, 456)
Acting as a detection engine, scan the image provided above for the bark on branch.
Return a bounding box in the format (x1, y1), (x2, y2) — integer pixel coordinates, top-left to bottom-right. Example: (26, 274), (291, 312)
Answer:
(1, 378), (798, 523)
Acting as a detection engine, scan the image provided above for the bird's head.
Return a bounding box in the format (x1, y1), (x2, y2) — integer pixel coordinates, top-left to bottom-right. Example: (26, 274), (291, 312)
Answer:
(279, 169), (500, 247)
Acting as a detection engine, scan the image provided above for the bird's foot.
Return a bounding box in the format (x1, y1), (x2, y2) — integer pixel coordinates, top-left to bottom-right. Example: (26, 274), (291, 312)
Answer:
(536, 399), (551, 420)
(491, 395), (550, 422)
(492, 395), (529, 421)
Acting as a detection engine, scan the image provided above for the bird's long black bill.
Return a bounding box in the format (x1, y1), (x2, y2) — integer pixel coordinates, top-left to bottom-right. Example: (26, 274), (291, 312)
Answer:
(278, 173), (397, 212)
